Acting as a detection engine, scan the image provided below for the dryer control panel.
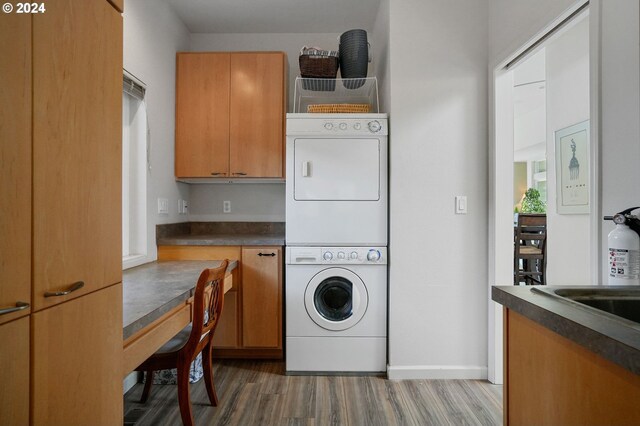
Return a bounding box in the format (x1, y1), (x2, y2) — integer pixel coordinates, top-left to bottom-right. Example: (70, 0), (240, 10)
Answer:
(286, 247), (387, 265)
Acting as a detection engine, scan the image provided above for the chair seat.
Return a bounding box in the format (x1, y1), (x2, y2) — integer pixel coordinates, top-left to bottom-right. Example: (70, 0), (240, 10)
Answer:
(519, 246), (542, 255)
(157, 324), (192, 354)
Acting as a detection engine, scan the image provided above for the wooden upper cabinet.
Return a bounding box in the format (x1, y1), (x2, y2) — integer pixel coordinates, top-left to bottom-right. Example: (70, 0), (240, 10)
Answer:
(230, 53), (285, 178)
(176, 53), (231, 178)
(175, 52), (286, 179)
(0, 12), (31, 325)
(241, 247), (282, 348)
(32, 0), (123, 311)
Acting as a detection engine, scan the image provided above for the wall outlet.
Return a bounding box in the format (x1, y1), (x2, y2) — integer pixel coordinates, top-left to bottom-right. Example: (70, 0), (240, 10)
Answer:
(177, 199), (188, 214)
(158, 198), (169, 215)
(223, 200), (231, 213)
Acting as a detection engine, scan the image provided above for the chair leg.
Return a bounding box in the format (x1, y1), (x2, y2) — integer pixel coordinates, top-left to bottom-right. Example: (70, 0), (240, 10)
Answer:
(140, 370), (154, 403)
(177, 364), (195, 426)
(202, 343), (219, 406)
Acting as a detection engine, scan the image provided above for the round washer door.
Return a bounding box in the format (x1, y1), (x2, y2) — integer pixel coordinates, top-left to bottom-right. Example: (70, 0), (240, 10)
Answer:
(304, 267), (369, 331)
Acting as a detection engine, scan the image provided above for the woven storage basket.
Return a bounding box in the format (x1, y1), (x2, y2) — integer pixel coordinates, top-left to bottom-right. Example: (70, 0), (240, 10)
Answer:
(299, 55), (339, 78)
(307, 103), (371, 113)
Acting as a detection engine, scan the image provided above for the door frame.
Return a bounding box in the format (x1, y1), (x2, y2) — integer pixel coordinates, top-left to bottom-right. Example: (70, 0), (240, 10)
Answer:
(487, 0), (599, 384)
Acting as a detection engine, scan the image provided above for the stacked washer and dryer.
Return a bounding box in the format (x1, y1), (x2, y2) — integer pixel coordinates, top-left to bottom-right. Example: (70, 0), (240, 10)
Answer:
(285, 113), (388, 373)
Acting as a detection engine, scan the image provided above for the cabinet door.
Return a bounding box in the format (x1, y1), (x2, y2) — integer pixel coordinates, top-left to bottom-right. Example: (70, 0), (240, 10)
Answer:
(176, 53), (231, 178)
(229, 53), (285, 178)
(32, 0), (122, 311)
(0, 317), (29, 426)
(32, 284), (122, 425)
(241, 247), (282, 348)
(0, 11), (31, 325)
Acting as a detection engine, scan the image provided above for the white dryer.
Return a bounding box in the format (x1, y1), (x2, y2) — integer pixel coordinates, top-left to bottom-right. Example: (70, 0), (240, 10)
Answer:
(285, 246), (387, 373)
(286, 113), (388, 246)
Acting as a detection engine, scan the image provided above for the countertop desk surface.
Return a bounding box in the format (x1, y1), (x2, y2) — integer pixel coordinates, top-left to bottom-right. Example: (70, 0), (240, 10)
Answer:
(122, 260), (237, 375)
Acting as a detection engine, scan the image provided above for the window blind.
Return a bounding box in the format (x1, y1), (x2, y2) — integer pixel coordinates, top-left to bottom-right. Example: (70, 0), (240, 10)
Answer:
(123, 70), (146, 100)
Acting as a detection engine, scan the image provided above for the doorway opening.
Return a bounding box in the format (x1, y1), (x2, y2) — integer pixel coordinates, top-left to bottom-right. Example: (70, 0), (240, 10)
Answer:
(488, 2), (595, 384)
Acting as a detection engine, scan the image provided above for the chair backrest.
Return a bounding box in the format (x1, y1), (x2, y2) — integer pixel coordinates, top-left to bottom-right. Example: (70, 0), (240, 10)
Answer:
(184, 260), (229, 356)
(516, 214), (547, 251)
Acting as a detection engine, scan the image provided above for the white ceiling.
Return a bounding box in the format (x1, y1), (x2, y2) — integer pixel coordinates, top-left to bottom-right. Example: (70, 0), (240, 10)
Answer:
(164, 0), (382, 34)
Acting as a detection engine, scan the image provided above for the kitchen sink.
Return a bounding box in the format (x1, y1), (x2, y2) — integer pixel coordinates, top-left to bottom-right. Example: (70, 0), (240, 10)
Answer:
(532, 287), (640, 325)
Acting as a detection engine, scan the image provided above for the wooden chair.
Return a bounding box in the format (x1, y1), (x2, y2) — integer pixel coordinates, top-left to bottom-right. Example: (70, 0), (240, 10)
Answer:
(135, 260), (229, 426)
(514, 214), (546, 285)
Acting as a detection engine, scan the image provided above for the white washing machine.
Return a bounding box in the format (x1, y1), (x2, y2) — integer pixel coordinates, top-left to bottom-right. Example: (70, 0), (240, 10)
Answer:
(286, 113), (388, 246)
(285, 246), (387, 373)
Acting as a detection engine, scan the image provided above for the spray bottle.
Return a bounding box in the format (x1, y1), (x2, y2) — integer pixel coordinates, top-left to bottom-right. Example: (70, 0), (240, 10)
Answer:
(604, 207), (640, 286)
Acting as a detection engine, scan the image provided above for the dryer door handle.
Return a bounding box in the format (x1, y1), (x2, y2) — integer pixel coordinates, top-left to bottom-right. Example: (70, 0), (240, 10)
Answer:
(302, 161), (310, 177)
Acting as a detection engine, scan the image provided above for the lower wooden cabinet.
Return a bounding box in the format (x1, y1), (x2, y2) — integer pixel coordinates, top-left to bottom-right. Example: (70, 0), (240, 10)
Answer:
(157, 245), (283, 357)
(0, 317), (29, 426)
(241, 247), (282, 348)
(32, 284), (123, 426)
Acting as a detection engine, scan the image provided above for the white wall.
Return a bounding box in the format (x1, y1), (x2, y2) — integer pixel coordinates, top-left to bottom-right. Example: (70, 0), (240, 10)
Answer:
(599, 0), (640, 284)
(371, 0), (390, 114)
(188, 184), (285, 222)
(123, 0), (190, 264)
(545, 16), (590, 285)
(387, 0), (489, 379)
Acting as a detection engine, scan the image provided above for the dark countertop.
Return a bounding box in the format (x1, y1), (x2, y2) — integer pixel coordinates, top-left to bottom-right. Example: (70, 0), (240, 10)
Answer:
(123, 260), (237, 340)
(156, 221), (285, 246)
(492, 285), (640, 375)
(157, 233), (285, 246)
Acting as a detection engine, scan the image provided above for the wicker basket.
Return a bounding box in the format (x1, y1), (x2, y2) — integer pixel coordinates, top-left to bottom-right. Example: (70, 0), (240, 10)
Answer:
(307, 103), (371, 113)
(299, 55), (339, 79)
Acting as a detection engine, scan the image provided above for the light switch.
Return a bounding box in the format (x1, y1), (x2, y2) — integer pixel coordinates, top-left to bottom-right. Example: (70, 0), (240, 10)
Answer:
(223, 200), (231, 213)
(158, 198), (169, 215)
(455, 195), (467, 214)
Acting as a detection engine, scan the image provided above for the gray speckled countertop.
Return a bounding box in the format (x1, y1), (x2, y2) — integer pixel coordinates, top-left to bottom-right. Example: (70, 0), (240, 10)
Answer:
(123, 260), (237, 340)
(157, 233), (285, 246)
(156, 221), (285, 246)
(492, 285), (640, 375)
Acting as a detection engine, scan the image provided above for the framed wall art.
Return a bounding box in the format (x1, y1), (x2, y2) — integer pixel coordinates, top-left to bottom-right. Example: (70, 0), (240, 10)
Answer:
(555, 120), (589, 214)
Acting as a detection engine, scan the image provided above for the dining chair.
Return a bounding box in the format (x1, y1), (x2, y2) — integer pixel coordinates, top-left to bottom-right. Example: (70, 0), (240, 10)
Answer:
(135, 260), (229, 426)
(514, 214), (546, 285)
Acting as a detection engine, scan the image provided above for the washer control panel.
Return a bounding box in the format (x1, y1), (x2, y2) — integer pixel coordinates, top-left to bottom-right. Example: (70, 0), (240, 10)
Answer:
(286, 115), (388, 136)
(287, 247), (387, 265)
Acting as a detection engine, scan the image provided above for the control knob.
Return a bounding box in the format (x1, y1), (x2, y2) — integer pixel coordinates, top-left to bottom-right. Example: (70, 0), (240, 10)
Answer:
(323, 251), (333, 261)
(350, 251), (358, 260)
(367, 249), (381, 262)
(337, 251), (346, 260)
(324, 122), (334, 130)
(368, 120), (382, 133)
(339, 122), (348, 130)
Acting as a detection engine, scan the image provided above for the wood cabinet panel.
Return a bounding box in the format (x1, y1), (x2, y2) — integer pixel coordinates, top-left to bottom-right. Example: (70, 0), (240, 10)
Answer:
(158, 245), (241, 262)
(0, 12), (31, 325)
(0, 317), (29, 426)
(229, 53), (285, 178)
(505, 309), (640, 425)
(241, 247), (282, 348)
(175, 53), (231, 177)
(32, 283), (123, 425)
(32, 0), (122, 311)
(214, 290), (239, 348)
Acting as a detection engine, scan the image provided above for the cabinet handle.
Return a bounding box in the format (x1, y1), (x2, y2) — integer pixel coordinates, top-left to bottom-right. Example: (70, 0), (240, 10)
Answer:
(44, 281), (85, 298)
(232, 172), (247, 176)
(211, 172), (226, 176)
(0, 301), (29, 316)
(258, 253), (276, 257)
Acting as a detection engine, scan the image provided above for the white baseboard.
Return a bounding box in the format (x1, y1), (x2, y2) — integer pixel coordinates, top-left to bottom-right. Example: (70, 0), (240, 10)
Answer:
(123, 371), (139, 394)
(387, 365), (488, 380)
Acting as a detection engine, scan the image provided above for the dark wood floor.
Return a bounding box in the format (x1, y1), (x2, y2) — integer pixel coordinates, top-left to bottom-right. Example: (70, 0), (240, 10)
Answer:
(124, 360), (503, 426)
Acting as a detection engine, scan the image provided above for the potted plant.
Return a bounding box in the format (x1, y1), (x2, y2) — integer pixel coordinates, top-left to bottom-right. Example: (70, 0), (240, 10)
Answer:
(521, 188), (546, 213)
